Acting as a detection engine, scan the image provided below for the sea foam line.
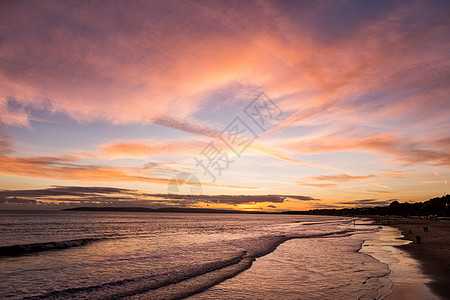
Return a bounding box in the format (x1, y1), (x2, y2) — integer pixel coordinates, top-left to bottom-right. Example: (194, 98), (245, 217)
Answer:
(22, 229), (366, 300)
(0, 238), (104, 257)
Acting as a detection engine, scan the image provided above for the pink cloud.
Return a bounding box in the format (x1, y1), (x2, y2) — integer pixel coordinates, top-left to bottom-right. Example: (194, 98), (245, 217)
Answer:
(281, 132), (450, 166)
(309, 174), (375, 183)
(98, 138), (206, 159)
(0, 155), (258, 190)
(1, 1), (446, 131)
(296, 182), (338, 189)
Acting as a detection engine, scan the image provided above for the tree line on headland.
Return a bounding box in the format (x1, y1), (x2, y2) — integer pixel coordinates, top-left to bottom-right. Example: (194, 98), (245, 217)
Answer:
(283, 194), (450, 217)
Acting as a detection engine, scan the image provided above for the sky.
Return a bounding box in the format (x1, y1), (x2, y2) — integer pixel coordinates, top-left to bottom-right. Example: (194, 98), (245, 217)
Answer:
(0, 0), (449, 211)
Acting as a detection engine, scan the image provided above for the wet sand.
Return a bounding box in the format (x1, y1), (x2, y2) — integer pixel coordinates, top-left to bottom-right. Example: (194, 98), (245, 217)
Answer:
(361, 226), (439, 300)
(371, 217), (450, 299)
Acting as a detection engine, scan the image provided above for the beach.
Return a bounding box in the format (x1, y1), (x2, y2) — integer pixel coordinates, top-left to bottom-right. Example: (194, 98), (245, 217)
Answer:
(371, 217), (450, 299)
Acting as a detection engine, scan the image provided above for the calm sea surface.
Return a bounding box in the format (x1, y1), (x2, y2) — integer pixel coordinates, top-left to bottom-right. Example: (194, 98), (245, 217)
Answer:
(0, 210), (391, 299)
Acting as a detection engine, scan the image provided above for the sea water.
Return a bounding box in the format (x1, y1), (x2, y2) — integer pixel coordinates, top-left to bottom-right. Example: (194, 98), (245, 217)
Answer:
(0, 210), (393, 299)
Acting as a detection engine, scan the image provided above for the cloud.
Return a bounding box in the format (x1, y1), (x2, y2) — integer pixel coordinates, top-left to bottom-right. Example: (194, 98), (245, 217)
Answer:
(0, 186), (316, 208)
(1, 0), (448, 131)
(0, 155), (172, 183)
(296, 182), (338, 188)
(267, 205), (276, 209)
(185, 194), (286, 205)
(363, 190), (393, 194)
(0, 197), (37, 204)
(0, 186), (131, 198)
(98, 138), (206, 159)
(309, 174), (375, 183)
(0, 155), (258, 190)
(282, 132), (450, 166)
(250, 143), (390, 189)
(382, 170), (408, 178)
(0, 186), (132, 204)
(284, 195), (318, 201)
(338, 199), (392, 207)
(0, 186), (170, 207)
(154, 116), (222, 138)
(308, 203), (342, 209)
(150, 194), (318, 204)
(0, 1), (276, 126)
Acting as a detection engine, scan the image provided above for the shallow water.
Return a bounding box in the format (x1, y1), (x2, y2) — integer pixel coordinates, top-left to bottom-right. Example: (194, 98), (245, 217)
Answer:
(1, 211), (392, 299)
(361, 226), (440, 300)
(190, 228), (390, 299)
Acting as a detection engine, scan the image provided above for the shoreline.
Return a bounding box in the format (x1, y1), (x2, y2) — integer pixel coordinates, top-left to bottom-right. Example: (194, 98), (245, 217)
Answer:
(370, 217), (450, 299)
(190, 228), (394, 299)
(360, 225), (439, 299)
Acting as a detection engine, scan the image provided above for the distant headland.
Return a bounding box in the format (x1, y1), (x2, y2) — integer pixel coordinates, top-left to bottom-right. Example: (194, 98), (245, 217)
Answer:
(62, 206), (267, 214)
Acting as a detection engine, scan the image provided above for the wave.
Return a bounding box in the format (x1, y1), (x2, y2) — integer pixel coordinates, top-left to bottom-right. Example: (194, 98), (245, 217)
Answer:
(300, 219), (353, 226)
(23, 252), (249, 300)
(22, 229), (363, 300)
(0, 238), (104, 257)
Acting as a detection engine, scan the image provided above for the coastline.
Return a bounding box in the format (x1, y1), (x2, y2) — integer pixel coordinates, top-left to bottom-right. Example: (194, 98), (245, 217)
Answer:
(370, 217), (450, 299)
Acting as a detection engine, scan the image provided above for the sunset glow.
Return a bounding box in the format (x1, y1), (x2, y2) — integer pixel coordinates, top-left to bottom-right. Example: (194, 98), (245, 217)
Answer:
(1, 0), (449, 211)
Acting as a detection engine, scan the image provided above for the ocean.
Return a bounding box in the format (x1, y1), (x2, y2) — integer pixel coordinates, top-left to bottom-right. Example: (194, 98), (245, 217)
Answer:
(0, 210), (400, 299)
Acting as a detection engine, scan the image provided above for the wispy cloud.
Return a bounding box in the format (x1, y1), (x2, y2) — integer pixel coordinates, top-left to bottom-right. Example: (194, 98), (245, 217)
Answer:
(1, 1), (447, 129)
(98, 138), (206, 159)
(338, 199), (394, 207)
(154, 116), (222, 138)
(250, 144), (389, 189)
(309, 174), (375, 183)
(363, 190), (393, 194)
(155, 194), (317, 205)
(382, 170), (409, 178)
(0, 155), (257, 190)
(296, 182), (338, 189)
(0, 186), (135, 205)
(281, 132), (450, 166)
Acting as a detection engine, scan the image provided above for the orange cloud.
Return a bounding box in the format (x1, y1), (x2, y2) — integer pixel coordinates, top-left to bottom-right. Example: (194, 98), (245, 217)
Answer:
(1, 1), (446, 130)
(363, 190), (393, 194)
(296, 182), (338, 188)
(309, 174), (375, 183)
(281, 132), (450, 166)
(0, 155), (258, 190)
(98, 138), (206, 159)
(382, 170), (408, 178)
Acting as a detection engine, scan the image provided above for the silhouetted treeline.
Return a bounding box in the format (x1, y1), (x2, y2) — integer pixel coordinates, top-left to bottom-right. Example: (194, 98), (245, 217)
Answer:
(283, 194), (450, 217)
